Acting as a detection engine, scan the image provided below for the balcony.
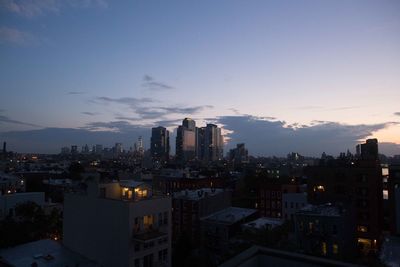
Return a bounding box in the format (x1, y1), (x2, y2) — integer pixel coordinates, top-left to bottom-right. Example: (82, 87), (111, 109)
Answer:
(133, 229), (168, 244)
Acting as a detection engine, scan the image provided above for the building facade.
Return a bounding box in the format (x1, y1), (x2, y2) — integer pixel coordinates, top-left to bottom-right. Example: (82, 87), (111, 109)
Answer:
(63, 180), (172, 267)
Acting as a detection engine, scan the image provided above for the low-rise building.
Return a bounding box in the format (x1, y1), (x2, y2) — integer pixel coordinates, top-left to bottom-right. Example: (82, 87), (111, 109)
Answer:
(172, 188), (231, 244)
(201, 207), (258, 252)
(294, 204), (356, 260)
(63, 179), (171, 267)
(282, 192), (308, 221)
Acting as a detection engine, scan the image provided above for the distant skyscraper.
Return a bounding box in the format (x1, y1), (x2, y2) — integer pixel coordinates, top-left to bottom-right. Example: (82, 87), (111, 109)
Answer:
(114, 143), (123, 155)
(151, 126), (170, 164)
(2, 142), (6, 154)
(229, 143), (249, 164)
(134, 136), (144, 156)
(176, 118), (197, 163)
(356, 138), (378, 161)
(95, 144), (103, 155)
(71, 145), (78, 155)
(203, 123), (223, 162)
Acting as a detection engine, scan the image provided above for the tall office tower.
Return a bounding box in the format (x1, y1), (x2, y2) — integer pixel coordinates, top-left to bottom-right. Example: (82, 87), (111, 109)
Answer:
(71, 145), (78, 155)
(151, 126), (170, 164)
(196, 127), (205, 160)
(2, 142), (6, 154)
(134, 136), (145, 156)
(95, 144), (103, 154)
(204, 124), (223, 162)
(356, 138), (378, 161)
(229, 143), (249, 164)
(114, 143), (123, 155)
(176, 118), (197, 163)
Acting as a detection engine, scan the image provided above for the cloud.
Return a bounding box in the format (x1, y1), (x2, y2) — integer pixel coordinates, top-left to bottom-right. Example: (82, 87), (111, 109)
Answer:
(1, 0), (107, 18)
(83, 120), (145, 132)
(142, 75), (174, 91)
(0, 26), (36, 45)
(394, 112), (400, 116)
(92, 95), (213, 121)
(94, 96), (154, 108)
(68, 91), (85, 95)
(217, 115), (399, 156)
(0, 114), (41, 128)
(81, 111), (99, 116)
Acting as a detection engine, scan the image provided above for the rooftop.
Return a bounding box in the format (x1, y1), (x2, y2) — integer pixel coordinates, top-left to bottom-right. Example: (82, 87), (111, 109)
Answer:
(219, 246), (362, 267)
(173, 188), (224, 200)
(202, 207), (257, 225)
(242, 217), (284, 230)
(296, 203), (342, 217)
(0, 239), (99, 267)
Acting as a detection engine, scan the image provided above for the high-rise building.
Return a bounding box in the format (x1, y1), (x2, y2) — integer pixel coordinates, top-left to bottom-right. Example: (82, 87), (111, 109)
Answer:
(151, 126), (170, 164)
(356, 138), (378, 161)
(134, 136), (145, 156)
(203, 124), (223, 162)
(229, 143), (249, 164)
(95, 144), (103, 155)
(176, 118), (197, 163)
(71, 145), (78, 155)
(114, 143), (123, 155)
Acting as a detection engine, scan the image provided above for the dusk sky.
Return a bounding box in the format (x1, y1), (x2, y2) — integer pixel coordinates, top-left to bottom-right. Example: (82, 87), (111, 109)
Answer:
(0, 0), (399, 156)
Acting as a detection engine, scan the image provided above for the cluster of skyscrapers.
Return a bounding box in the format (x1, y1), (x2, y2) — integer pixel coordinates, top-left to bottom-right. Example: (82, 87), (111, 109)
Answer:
(151, 118), (224, 165)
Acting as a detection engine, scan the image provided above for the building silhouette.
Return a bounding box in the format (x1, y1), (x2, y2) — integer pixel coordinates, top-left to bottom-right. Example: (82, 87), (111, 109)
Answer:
(151, 126), (170, 165)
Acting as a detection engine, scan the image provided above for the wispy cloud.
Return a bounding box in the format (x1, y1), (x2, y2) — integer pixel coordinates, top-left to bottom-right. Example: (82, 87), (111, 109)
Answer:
(92, 95), (213, 121)
(142, 75), (174, 91)
(67, 91), (85, 95)
(1, 0), (108, 18)
(0, 26), (36, 45)
(394, 112), (400, 116)
(93, 96), (155, 110)
(0, 114), (41, 128)
(81, 111), (99, 116)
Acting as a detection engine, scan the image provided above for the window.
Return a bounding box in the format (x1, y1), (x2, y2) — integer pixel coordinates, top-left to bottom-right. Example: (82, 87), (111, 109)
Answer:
(143, 254), (153, 267)
(162, 249), (168, 261)
(321, 242), (327, 256)
(309, 222), (314, 233)
(158, 213), (162, 226)
(357, 225), (368, 233)
(333, 243), (339, 254)
(144, 215), (154, 230)
(285, 202), (287, 208)
(135, 259), (140, 267)
(163, 211), (168, 225)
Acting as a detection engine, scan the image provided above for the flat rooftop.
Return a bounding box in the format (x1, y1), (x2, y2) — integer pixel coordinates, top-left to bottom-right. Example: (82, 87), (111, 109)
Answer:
(219, 246), (362, 267)
(242, 217), (284, 230)
(202, 207), (257, 225)
(0, 239), (99, 267)
(296, 204), (341, 217)
(173, 188), (224, 200)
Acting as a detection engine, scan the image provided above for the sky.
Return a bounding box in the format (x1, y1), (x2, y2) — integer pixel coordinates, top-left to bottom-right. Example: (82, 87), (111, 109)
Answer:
(0, 0), (399, 156)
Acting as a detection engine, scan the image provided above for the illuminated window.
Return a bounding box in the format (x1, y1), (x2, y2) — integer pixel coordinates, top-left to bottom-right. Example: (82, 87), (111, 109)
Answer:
(144, 215), (154, 230)
(134, 188), (148, 198)
(357, 225), (368, 233)
(333, 244), (339, 254)
(322, 242), (327, 255)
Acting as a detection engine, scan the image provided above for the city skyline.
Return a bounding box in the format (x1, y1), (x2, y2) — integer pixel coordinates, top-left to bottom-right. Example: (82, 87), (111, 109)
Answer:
(1, 0), (400, 155)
